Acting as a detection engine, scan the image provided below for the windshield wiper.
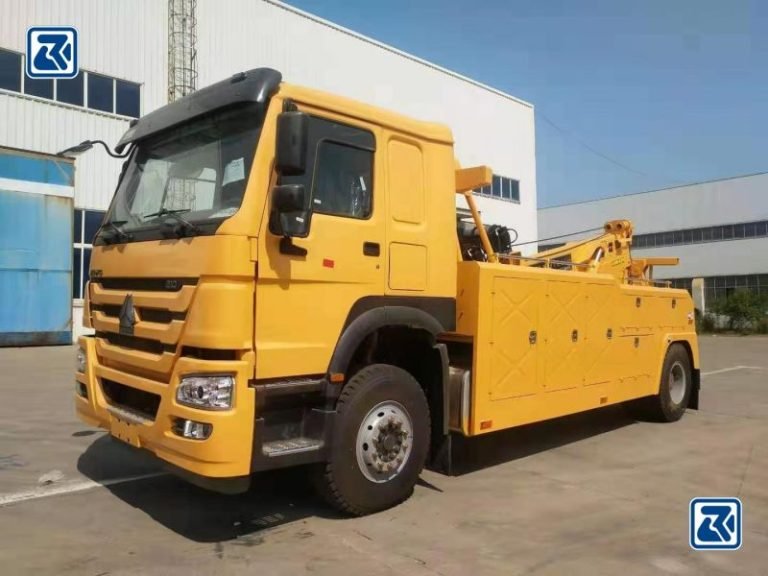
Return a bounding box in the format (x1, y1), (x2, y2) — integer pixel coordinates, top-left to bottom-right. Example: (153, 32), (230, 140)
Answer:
(99, 220), (133, 244)
(143, 207), (201, 236)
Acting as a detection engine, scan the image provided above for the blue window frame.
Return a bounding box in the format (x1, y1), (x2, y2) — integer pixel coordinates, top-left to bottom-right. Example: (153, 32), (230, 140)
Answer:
(72, 209), (105, 300)
(82, 248), (92, 295)
(72, 248), (82, 299)
(0, 49), (22, 92)
(84, 210), (105, 243)
(115, 79), (140, 118)
(74, 209), (83, 243)
(24, 76), (53, 99)
(57, 73), (84, 106)
(492, 175), (503, 197)
(87, 73), (113, 113)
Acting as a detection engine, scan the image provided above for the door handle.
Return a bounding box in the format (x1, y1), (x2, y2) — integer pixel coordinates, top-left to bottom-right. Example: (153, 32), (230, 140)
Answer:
(363, 242), (380, 257)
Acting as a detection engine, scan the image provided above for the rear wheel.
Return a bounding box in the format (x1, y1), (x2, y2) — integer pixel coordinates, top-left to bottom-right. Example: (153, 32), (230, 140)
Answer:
(315, 364), (430, 516)
(628, 343), (692, 422)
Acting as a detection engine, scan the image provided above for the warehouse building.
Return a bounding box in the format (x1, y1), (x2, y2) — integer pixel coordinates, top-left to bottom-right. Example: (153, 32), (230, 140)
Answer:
(538, 172), (768, 310)
(0, 0), (537, 345)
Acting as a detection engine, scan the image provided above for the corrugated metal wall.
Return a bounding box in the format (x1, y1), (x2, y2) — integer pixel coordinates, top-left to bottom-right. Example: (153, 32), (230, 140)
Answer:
(0, 94), (129, 210)
(195, 0), (538, 245)
(0, 148), (74, 345)
(0, 0), (167, 210)
(1, 0), (539, 344)
(1, 0), (536, 230)
(538, 173), (768, 279)
(0, 0), (167, 112)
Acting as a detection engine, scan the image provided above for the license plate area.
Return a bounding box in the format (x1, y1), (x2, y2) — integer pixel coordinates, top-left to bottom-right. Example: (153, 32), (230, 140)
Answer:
(110, 415), (143, 448)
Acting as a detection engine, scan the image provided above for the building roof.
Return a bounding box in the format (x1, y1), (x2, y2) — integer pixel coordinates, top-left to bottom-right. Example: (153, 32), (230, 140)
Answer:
(540, 171), (768, 210)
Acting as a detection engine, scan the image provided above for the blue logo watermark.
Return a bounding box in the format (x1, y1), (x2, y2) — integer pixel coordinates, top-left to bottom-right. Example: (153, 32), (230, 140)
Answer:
(690, 497), (742, 550)
(26, 26), (78, 79)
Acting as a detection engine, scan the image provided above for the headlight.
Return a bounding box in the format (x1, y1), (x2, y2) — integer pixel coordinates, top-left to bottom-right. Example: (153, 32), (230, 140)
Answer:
(176, 375), (234, 410)
(76, 346), (86, 373)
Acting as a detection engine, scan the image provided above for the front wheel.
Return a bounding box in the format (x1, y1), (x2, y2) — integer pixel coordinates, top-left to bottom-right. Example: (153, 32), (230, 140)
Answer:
(315, 364), (430, 516)
(628, 343), (692, 422)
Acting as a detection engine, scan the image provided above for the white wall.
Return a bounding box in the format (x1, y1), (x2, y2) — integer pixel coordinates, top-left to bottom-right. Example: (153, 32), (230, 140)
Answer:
(2, 0), (536, 239)
(3, 0), (539, 343)
(0, 0), (167, 210)
(196, 0), (538, 249)
(537, 173), (768, 280)
(539, 172), (768, 238)
(637, 238), (768, 280)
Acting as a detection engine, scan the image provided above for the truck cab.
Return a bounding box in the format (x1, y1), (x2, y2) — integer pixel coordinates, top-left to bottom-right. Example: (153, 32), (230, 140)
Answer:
(76, 68), (459, 511)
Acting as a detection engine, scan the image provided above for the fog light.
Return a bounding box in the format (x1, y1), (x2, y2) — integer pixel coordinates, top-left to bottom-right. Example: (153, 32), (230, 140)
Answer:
(76, 381), (88, 399)
(174, 419), (212, 440)
(76, 346), (86, 373)
(176, 375), (234, 410)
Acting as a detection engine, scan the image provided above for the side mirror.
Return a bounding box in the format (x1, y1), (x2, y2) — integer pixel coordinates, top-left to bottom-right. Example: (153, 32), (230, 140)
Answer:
(272, 183), (305, 212)
(270, 184), (309, 239)
(275, 111), (309, 175)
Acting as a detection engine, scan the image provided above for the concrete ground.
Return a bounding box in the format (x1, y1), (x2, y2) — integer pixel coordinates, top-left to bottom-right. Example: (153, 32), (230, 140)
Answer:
(0, 336), (766, 576)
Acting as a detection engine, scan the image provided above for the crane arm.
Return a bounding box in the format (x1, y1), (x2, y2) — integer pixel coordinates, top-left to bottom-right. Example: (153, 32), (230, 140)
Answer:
(528, 220), (633, 281)
(453, 166), (679, 286)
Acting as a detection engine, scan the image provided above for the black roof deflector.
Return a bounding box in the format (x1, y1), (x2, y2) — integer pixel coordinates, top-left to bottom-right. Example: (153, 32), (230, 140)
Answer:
(115, 68), (282, 153)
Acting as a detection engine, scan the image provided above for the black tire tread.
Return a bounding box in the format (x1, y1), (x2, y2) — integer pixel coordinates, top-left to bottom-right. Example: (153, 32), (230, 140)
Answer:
(316, 364), (429, 516)
(627, 343), (691, 423)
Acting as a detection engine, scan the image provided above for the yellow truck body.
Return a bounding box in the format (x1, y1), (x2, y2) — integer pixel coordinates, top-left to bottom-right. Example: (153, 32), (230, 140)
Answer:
(74, 68), (699, 515)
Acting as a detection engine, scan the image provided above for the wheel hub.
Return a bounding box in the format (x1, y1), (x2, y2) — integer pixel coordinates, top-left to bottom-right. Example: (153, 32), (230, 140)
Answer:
(669, 360), (687, 405)
(356, 401), (414, 483)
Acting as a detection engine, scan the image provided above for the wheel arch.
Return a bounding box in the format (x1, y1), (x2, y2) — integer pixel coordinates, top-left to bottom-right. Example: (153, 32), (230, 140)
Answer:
(326, 301), (453, 462)
(327, 304), (446, 376)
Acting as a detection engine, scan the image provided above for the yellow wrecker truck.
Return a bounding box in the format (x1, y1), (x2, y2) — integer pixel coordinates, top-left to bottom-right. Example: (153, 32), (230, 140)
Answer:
(74, 68), (699, 515)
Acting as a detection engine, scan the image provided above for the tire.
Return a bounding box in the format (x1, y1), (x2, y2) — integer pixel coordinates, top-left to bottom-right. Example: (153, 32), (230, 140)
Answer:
(628, 343), (692, 422)
(315, 364), (430, 516)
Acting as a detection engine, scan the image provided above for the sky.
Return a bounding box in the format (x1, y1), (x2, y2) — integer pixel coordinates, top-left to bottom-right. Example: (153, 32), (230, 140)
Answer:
(285, 0), (766, 207)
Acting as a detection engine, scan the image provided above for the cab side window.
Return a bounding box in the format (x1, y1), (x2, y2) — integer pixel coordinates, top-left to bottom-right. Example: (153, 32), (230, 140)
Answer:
(312, 141), (372, 219)
(277, 115), (375, 222)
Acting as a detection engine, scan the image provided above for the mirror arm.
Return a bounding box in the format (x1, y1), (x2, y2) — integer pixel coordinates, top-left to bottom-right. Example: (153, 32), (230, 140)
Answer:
(279, 236), (308, 257)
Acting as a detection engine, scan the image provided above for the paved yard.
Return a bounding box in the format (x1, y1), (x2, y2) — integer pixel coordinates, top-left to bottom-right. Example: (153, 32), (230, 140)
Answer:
(0, 336), (766, 575)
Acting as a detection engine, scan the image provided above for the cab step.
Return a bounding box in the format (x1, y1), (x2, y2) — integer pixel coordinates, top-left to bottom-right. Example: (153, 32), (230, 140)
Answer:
(263, 437), (323, 457)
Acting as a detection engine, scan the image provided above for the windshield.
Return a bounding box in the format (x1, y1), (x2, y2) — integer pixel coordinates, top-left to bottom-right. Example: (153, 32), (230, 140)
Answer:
(99, 103), (264, 243)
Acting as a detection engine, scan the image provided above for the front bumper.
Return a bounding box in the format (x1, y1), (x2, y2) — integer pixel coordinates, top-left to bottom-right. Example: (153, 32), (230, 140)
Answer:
(74, 336), (256, 480)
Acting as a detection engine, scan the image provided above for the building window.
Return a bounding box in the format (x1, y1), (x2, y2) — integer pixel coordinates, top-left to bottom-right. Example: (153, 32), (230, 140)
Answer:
(87, 73), (114, 113)
(115, 79), (140, 118)
(2, 49), (140, 117)
(633, 220), (768, 250)
(539, 242), (565, 251)
(474, 174), (520, 203)
(0, 48), (22, 92)
(72, 248), (82, 300)
(664, 274), (768, 304)
(492, 175), (502, 198)
(72, 208), (106, 300)
(24, 76), (53, 99)
(57, 73), (84, 106)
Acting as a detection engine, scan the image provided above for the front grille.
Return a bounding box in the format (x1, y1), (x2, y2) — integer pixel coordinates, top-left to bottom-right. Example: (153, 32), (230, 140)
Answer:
(96, 331), (175, 354)
(102, 379), (161, 420)
(140, 308), (185, 323)
(92, 305), (185, 324)
(91, 304), (122, 318)
(93, 277), (197, 292)
(90, 276), (195, 367)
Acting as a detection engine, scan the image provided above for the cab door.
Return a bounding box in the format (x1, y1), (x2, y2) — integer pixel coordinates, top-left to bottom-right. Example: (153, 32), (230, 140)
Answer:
(255, 110), (385, 380)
